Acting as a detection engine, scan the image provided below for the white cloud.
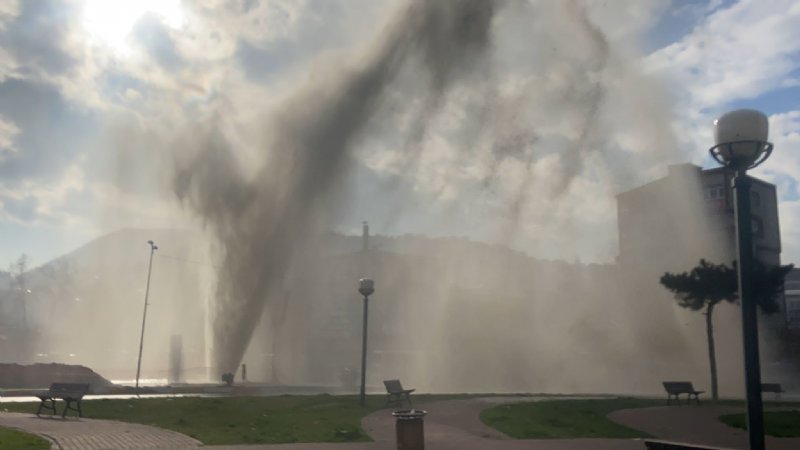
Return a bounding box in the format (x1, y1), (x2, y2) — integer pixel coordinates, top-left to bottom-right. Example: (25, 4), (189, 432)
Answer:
(647, 0), (800, 111)
(759, 110), (800, 178)
(0, 0), (19, 29)
(0, 115), (19, 155)
(753, 110), (800, 263)
(0, 163), (83, 226)
(10, 0), (798, 266)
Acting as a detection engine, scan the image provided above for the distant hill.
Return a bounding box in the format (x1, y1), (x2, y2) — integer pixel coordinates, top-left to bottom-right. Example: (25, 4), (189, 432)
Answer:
(0, 227), (640, 392)
(0, 228), (210, 379)
(0, 363), (113, 390)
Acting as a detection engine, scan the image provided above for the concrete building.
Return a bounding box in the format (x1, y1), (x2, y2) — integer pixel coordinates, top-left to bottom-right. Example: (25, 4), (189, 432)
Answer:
(617, 163), (781, 271)
(616, 163), (790, 335)
(696, 165), (781, 266)
(784, 268), (800, 331)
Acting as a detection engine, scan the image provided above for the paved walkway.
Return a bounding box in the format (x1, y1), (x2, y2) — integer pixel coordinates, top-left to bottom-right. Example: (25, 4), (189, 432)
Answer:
(0, 398), (798, 449)
(611, 405), (800, 450)
(0, 412), (200, 449)
(358, 397), (644, 450)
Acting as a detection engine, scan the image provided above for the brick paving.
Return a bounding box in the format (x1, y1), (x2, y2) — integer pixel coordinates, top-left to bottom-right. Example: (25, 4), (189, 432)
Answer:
(0, 412), (200, 449)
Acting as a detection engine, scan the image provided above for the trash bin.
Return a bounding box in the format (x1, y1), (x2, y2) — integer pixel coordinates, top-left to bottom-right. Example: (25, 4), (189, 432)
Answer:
(392, 409), (427, 450)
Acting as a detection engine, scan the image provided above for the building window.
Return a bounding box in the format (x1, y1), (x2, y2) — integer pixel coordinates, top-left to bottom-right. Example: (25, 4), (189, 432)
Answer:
(751, 191), (761, 208)
(704, 185), (726, 200)
(751, 217), (763, 237)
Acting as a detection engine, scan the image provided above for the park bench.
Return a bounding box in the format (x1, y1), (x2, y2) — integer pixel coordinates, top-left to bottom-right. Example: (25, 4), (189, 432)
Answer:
(36, 383), (89, 418)
(383, 379), (415, 408)
(662, 381), (704, 405)
(761, 382), (784, 399)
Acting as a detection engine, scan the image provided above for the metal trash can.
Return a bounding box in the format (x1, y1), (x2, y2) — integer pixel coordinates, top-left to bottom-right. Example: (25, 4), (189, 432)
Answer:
(392, 409), (427, 450)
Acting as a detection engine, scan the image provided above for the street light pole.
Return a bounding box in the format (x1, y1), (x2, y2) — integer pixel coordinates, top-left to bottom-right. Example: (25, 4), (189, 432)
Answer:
(709, 109), (774, 450)
(358, 278), (374, 407)
(135, 240), (158, 395)
(732, 171), (765, 450)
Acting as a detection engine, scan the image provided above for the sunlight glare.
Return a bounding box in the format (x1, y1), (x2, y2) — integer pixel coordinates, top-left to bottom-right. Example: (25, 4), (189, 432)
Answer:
(82, 0), (184, 54)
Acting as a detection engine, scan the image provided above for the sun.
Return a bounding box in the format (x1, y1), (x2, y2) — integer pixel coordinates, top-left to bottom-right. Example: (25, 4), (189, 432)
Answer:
(81, 0), (184, 55)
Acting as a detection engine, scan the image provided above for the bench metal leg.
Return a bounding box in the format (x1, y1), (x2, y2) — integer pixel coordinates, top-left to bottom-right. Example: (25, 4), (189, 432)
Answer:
(386, 393), (408, 408)
(36, 398), (56, 417)
(667, 394), (681, 406)
(62, 399), (82, 419)
(405, 393), (413, 408)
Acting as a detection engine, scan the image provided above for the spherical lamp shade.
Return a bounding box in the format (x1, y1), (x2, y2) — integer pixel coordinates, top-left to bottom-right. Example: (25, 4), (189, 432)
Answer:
(710, 109), (772, 169)
(359, 278), (374, 296)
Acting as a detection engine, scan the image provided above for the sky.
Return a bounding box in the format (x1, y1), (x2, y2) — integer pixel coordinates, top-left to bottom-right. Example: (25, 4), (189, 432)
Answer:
(0, 0), (799, 268)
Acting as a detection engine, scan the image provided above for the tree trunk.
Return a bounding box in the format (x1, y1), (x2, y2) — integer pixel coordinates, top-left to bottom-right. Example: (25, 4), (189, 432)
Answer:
(705, 303), (718, 400)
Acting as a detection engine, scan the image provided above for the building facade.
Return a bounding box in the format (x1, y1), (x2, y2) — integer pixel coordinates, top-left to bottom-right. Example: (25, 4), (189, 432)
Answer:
(617, 163), (781, 271)
(616, 163), (788, 332)
(784, 268), (800, 331)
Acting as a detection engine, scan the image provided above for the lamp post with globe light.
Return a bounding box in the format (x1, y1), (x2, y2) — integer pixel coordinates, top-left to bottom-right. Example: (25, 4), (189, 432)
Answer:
(358, 278), (374, 407)
(709, 109), (773, 450)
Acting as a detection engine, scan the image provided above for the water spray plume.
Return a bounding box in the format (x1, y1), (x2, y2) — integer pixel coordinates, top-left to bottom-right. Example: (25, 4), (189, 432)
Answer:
(166, 0), (761, 395)
(174, 0), (500, 375)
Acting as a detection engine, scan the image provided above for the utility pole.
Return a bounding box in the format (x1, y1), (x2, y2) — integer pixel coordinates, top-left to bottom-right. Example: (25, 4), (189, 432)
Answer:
(135, 240), (158, 395)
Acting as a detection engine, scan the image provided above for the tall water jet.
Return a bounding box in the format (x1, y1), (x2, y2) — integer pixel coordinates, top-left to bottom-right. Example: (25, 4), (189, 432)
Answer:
(174, 0), (501, 376)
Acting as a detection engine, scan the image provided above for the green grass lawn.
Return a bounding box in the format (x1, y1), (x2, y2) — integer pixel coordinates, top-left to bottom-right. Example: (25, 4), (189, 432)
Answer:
(480, 397), (664, 439)
(719, 410), (800, 437)
(4, 395), (386, 445)
(8, 393), (791, 445)
(2, 394), (469, 446)
(0, 426), (50, 450)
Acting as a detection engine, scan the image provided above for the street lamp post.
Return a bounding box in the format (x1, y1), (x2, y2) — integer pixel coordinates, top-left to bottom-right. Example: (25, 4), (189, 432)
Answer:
(358, 278), (374, 407)
(135, 240), (158, 395)
(709, 109), (773, 450)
